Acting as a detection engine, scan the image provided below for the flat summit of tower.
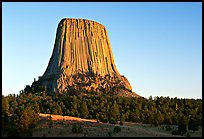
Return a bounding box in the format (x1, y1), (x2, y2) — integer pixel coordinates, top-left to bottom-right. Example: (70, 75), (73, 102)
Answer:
(60, 18), (104, 26)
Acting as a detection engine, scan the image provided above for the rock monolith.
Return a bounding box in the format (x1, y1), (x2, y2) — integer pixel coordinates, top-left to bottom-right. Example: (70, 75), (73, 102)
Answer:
(32, 18), (138, 97)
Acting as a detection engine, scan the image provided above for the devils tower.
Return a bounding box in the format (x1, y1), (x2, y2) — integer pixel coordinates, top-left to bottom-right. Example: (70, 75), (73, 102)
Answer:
(32, 18), (138, 97)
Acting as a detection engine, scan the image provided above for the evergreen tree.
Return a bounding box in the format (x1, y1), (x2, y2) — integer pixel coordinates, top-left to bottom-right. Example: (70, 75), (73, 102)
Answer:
(19, 108), (31, 132)
(188, 116), (200, 132)
(110, 101), (120, 121)
(80, 101), (89, 118)
(178, 115), (188, 135)
(2, 96), (10, 116)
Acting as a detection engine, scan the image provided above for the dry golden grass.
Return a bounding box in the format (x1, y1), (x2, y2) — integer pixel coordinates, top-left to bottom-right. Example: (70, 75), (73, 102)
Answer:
(39, 113), (97, 123)
(31, 113), (202, 137)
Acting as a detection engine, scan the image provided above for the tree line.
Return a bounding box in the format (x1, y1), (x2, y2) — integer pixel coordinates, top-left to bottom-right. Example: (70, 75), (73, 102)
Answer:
(2, 89), (202, 136)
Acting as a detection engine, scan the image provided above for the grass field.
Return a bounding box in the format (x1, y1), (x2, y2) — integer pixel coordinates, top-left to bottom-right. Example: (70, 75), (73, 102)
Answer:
(30, 113), (202, 137)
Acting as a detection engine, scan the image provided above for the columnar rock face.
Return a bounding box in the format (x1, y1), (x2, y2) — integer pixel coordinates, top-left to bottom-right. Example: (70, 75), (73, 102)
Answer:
(43, 18), (120, 78)
(34, 18), (137, 96)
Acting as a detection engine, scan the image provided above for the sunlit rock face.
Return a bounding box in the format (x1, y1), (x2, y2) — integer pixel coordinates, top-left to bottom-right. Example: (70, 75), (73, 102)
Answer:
(33, 18), (138, 97)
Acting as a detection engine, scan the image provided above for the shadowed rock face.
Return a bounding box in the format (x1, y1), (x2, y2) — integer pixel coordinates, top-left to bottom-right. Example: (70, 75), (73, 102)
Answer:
(34, 18), (137, 96)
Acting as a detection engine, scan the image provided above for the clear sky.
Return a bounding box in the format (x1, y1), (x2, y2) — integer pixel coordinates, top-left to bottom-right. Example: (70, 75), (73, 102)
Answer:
(2, 2), (202, 99)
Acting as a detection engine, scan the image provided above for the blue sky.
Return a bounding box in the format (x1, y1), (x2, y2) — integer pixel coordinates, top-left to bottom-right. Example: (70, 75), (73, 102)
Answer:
(2, 2), (202, 99)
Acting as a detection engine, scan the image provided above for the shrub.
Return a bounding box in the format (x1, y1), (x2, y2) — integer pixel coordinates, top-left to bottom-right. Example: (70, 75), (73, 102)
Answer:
(83, 129), (88, 137)
(108, 131), (112, 137)
(100, 118), (108, 123)
(113, 126), (121, 133)
(188, 117), (200, 132)
(187, 132), (190, 137)
(72, 124), (83, 133)
(178, 124), (187, 135)
(109, 118), (117, 124)
(165, 125), (172, 131)
(119, 121), (123, 125)
(171, 130), (178, 135)
(7, 126), (20, 137)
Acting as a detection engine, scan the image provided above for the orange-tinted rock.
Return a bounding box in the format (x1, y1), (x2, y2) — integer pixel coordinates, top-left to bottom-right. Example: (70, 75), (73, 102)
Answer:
(34, 18), (137, 96)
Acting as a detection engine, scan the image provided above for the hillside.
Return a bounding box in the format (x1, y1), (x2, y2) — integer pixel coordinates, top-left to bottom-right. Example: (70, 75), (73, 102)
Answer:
(30, 113), (202, 137)
(2, 93), (202, 137)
